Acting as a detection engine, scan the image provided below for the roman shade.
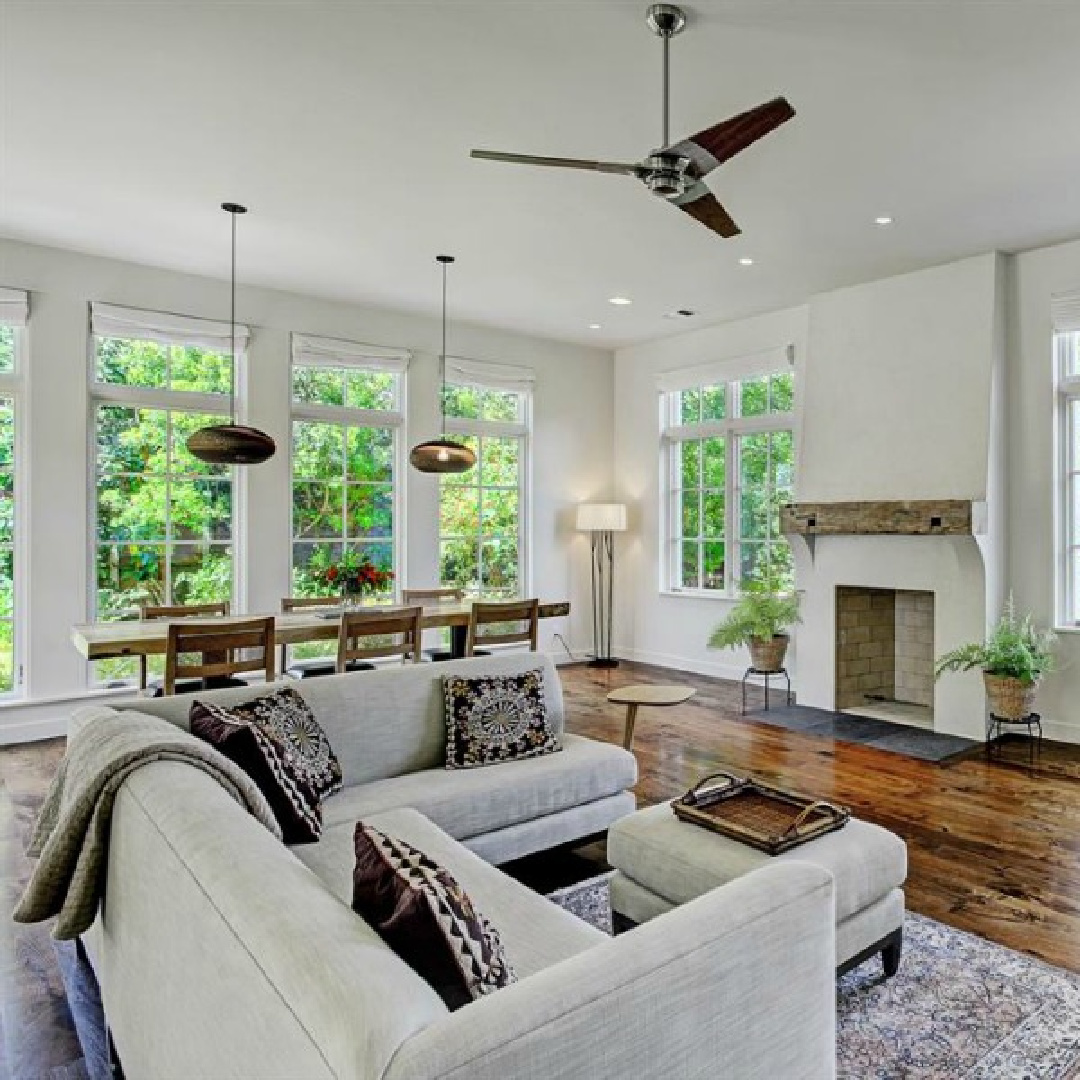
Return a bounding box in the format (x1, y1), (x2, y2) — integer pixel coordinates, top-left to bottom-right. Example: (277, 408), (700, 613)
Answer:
(91, 302), (250, 352)
(0, 288), (29, 328)
(291, 333), (410, 373)
(445, 357), (535, 393)
(656, 343), (794, 393)
(1052, 293), (1080, 333)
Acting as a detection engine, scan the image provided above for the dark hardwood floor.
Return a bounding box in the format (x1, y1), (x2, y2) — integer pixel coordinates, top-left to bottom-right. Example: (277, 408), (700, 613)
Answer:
(560, 660), (1080, 974)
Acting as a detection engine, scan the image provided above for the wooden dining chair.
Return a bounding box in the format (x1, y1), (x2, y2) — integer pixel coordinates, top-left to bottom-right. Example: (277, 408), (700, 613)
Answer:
(160, 616), (275, 697)
(465, 598), (539, 657)
(137, 601), (231, 691)
(337, 606), (424, 672)
(279, 595), (342, 678)
(401, 587), (477, 661)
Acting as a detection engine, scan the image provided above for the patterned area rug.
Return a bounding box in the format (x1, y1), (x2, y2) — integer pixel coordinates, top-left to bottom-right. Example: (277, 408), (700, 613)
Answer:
(552, 877), (1080, 1080)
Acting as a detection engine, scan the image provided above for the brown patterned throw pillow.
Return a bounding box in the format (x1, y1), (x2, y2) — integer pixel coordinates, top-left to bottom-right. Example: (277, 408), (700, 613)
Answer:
(443, 668), (558, 769)
(190, 688), (341, 844)
(208, 687), (343, 801)
(352, 822), (516, 1010)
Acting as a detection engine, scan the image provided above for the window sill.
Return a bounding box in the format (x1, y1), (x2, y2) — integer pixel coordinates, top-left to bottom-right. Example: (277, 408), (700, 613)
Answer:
(659, 589), (737, 602)
(1053, 624), (1080, 635)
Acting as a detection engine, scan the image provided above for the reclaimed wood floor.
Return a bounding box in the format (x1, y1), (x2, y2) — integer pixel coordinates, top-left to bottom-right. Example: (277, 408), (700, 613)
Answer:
(560, 661), (1080, 974)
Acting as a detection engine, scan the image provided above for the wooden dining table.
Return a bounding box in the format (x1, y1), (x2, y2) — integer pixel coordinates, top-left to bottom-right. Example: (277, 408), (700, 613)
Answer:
(71, 598), (571, 664)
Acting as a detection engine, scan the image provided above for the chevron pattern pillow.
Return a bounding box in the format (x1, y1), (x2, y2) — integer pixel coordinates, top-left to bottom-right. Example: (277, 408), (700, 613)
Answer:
(352, 822), (516, 1010)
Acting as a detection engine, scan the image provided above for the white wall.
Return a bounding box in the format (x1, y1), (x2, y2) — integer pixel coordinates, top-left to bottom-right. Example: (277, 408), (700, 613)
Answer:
(611, 306), (810, 679)
(1009, 237), (1080, 740)
(0, 239), (613, 743)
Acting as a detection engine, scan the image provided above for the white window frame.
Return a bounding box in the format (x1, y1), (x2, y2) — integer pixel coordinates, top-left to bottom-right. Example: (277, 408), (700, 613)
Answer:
(0, 289), (28, 699)
(440, 359), (533, 598)
(289, 334), (410, 593)
(87, 304), (243, 624)
(659, 348), (795, 598)
(1055, 326), (1080, 627)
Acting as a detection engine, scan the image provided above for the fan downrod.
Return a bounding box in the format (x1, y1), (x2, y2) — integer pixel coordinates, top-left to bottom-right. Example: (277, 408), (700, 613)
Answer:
(646, 4), (686, 37)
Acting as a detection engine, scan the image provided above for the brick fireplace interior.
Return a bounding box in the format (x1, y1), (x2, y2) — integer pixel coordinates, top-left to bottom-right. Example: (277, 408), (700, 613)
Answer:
(835, 586), (935, 728)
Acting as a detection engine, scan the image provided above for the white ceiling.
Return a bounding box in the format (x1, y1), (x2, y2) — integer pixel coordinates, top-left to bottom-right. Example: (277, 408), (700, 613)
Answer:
(4, 1), (1080, 348)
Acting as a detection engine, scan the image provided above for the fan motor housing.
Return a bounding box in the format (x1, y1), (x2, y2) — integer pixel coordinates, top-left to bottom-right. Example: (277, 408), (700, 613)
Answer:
(643, 153), (692, 198)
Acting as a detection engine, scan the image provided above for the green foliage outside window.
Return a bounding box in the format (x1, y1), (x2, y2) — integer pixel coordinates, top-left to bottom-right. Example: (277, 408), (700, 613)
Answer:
(0, 385), (14, 692)
(439, 433), (521, 597)
(94, 337), (234, 682)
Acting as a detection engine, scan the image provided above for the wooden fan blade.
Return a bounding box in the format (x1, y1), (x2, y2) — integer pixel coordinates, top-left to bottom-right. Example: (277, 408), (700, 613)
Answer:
(470, 150), (642, 176)
(673, 185), (741, 239)
(671, 97), (795, 177)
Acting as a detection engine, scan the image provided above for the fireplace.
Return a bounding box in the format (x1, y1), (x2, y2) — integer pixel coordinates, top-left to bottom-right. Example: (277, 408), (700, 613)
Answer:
(835, 586), (934, 728)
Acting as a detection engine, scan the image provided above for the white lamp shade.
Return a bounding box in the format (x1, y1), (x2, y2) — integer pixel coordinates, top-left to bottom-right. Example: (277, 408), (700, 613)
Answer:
(576, 502), (627, 532)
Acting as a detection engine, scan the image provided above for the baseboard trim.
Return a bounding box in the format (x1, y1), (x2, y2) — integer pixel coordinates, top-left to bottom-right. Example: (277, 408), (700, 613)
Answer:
(0, 714), (70, 746)
(609, 646), (767, 685)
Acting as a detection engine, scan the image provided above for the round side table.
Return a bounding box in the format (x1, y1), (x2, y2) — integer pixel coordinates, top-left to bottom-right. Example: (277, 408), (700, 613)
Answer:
(606, 684), (696, 750)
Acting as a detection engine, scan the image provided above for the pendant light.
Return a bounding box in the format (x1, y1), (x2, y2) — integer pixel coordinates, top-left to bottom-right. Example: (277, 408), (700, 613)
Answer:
(409, 255), (477, 474)
(186, 202), (276, 466)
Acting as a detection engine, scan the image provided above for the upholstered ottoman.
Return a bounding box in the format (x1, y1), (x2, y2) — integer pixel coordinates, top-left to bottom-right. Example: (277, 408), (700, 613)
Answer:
(608, 801), (908, 977)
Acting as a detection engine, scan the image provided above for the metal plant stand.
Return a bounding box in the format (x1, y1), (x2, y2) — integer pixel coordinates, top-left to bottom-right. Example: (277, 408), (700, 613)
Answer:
(986, 711), (1043, 761)
(741, 667), (793, 714)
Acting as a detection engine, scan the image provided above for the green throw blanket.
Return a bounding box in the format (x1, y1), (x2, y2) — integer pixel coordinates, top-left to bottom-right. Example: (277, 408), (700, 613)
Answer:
(14, 709), (281, 939)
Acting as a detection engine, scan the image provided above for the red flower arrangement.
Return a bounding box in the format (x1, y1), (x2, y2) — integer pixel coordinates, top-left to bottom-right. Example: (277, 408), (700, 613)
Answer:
(318, 553), (394, 601)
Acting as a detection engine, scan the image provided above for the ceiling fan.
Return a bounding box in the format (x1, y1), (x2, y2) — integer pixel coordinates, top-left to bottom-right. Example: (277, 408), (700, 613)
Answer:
(470, 4), (795, 239)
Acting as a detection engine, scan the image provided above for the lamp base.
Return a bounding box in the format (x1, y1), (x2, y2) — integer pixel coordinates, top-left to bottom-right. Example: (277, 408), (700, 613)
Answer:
(588, 658), (620, 669)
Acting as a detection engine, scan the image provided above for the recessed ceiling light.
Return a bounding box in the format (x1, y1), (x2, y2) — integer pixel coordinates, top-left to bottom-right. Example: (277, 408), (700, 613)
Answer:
(874, 215), (894, 226)
(588, 323), (602, 330)
(738, 257), (754, 266)
(663, 309), (697, 320)
(608, 296), (633, 306)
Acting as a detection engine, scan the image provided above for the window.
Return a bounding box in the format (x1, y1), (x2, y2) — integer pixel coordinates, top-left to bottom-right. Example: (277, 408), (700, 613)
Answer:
(1056, 324), (1080, 625)
(90, 304), (243, 679)
(290, 334), (408, 599)
(661, 358), (795, 594)
(439, 360), (532, 598)
(0, 288), (27, 696)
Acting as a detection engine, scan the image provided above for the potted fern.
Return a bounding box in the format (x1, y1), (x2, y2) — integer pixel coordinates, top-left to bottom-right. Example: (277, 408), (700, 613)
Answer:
(934, 599), (1056, 720)
(708, 573), (802, 673)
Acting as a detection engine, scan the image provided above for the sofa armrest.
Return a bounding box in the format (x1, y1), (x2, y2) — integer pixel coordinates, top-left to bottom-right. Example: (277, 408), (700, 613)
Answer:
(383, 860), (836, 1080)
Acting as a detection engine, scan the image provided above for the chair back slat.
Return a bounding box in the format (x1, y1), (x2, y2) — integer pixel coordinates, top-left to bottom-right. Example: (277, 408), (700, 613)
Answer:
(402, 587), (465, 604)
(142, 601), (231, 620)
(164, 617), (275, 695)
(466, 599), (539, 656)
(337, 607), (423, 671)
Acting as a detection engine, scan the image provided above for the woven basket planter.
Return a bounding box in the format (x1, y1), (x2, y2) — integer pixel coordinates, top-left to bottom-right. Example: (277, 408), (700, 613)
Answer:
(749, 635), (789, 673)
(983, 672), (1040, 721)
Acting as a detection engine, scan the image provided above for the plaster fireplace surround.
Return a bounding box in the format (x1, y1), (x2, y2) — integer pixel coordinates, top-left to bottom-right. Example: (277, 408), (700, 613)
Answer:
(788, 511), (993, 741)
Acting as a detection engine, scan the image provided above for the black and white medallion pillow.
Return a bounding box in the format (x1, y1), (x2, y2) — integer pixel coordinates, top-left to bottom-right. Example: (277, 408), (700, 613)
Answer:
(208, 686), (343, 801)
(352, 822), (517, 1010)
(443, 668), (559, 769)
(190, 698), (324, 845)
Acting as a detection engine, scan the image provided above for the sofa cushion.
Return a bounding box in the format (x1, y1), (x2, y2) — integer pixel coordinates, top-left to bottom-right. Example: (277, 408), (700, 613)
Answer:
(321, 734), (637, 842)
(190, 699), (324, 844)
(352, 822), (517, 1011)
(295, 808), (606, 980)
(124, 652), (567, 787)
(443, 668), (558, 769)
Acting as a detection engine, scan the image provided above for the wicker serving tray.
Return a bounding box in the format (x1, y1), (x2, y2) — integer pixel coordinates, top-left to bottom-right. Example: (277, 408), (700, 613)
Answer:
(672, 771), (850, 855)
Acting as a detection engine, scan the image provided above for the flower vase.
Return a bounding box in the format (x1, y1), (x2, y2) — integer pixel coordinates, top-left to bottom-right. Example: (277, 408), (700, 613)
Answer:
(341, 586), (366, 610)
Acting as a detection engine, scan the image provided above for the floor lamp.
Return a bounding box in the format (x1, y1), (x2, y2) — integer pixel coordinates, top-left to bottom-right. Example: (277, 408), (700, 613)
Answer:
(576, 503), (627, 669)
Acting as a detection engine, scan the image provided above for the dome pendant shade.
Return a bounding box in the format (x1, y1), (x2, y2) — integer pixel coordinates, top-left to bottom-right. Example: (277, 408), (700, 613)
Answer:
(410, 253), (476, 476)
(187, 202), (276, 467)
(409, 437), (476, 474)
(186, 423), (276, 465)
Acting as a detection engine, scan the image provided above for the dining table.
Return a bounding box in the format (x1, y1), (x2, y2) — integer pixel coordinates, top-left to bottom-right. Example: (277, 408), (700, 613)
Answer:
(71, 598), (571, 665)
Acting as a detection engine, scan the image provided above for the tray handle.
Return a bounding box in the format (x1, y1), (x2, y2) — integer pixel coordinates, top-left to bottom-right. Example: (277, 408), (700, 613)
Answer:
(782, 801), (844, 837)
(681, 771), (743, 805)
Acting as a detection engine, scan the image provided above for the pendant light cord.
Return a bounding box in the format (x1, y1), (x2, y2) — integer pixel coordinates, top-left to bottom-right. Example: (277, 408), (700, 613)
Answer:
(440, 257), (447, 438)
(229, 207), (238, 424)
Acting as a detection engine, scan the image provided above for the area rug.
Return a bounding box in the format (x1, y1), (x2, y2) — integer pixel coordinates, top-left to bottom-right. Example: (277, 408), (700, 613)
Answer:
(552, 877), (1080, 1080)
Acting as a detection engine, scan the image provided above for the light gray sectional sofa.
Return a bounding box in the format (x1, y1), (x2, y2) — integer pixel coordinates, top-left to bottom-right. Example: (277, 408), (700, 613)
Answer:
(72, 652), (838, 1079)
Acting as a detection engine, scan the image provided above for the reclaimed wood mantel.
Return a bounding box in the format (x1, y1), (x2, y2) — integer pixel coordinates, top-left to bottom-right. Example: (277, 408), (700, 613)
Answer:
(780, 500), (976, 538)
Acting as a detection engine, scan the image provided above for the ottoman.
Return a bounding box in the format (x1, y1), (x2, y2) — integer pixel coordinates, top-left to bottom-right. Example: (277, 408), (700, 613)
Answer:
(608, 801), (908, 977)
